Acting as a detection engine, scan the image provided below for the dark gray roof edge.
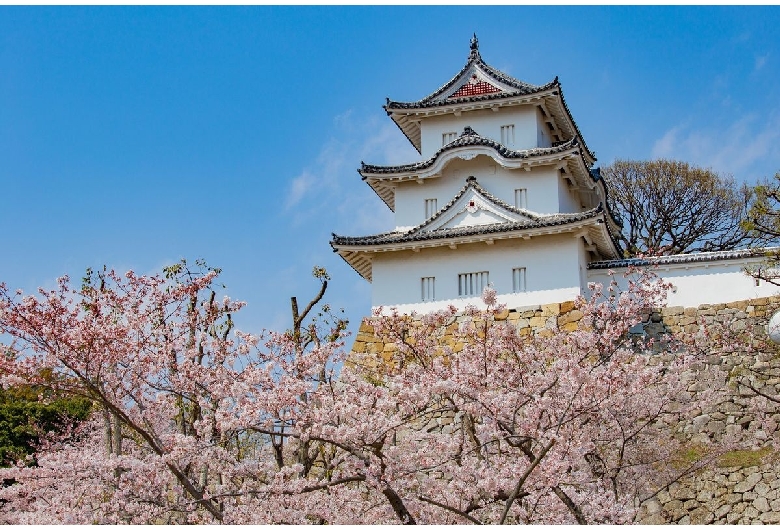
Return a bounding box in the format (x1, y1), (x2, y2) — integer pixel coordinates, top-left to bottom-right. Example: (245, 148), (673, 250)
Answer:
(385, 43), (543, 109)
(587, 247), (778, 270)
(360, 129), (578, 175)
(331, 179), (605, 247)
(385, 80), (556, 111)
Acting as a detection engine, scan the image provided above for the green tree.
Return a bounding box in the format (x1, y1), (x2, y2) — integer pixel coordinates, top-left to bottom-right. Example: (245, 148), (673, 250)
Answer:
(602, 159), (756, 256)
(0, 381), (91, 466)
(742, 171), (780, 286)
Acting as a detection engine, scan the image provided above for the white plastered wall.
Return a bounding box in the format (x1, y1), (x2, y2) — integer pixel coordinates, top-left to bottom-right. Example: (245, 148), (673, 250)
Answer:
(371, 234), (582, 314)
(586, 258), (778, 307)
(393, 158), (563, 230)
(419, 106), (538, 158)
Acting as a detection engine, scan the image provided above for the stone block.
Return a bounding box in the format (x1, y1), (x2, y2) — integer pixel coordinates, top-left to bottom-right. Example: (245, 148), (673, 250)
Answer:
(743, 505), (760, 520)
(352, 340), (366, 353)
(664, 499), (687, 521)
(754, 482), (770, 496)
(558, 309), (584, 325)
(697, 489), (714, 502)
(734, 473), (763, 493)
(684, 499), (700, 510)
(714, 503), (732, 519)
(540, 303), (560, 316)
(753, 496), (770, 512)
(562, 322), (579, 332)
(560, 300), (576, 313)
(529, 316), (546, 328)
(684, 307), (699, 317)
(494, 308), (510, 321)
(643, 498), (662, 515)
(690, 507), (714, 525)
(761, 512), (780, 524)
(640, 513), (667, 525)
(662, 306), (684, 316)
(725, 493), (744, 504)
(674, 486), (696, 501)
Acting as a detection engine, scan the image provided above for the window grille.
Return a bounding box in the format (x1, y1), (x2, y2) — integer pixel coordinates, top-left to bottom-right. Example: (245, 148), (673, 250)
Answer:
(458, 271), (489, 297)
(500, 124), (515, 146)
(442, 132), (457, 146)
(512, 267), (527, 293)
(421, 277), (436, 302)
(514, 188), (527, 209)
(424, 198), (438, 219)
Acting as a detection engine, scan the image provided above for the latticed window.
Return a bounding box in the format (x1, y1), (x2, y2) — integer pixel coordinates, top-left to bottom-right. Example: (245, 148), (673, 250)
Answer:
(514, 188), (527, 209)
(458, 271), (489, 297)
(501, 124), (515, 146)
(421, 277), (436, 302)
(442, 132), (457, 146)
(424, 198), (438, 219)
(512, 267), (527, 293)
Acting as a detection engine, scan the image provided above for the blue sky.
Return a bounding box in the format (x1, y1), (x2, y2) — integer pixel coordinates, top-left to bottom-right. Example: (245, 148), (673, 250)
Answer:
(2, 6), (780, 338)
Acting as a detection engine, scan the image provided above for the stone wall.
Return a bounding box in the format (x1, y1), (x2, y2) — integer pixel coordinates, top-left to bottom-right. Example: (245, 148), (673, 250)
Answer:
(350, 295), (780, 524)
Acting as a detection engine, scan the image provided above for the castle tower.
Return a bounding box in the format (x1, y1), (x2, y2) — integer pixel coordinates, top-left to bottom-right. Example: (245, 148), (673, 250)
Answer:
(332, 35), (622, 313)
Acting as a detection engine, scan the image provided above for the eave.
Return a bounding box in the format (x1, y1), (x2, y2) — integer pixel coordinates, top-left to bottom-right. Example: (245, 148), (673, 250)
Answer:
(361, 136), (598, 213)
(385, 86), (558, 155)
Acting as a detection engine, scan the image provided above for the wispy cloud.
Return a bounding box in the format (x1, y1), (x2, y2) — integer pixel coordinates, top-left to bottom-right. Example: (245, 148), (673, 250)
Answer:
(755, 53), (769, 72)
(651, 110), (780, 182)
(285, 111), (419, 233)
(285, 170), (317, 209)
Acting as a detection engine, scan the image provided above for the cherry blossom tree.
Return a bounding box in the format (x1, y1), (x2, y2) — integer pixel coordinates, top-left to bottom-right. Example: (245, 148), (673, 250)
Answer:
(0, 262), (726, 524)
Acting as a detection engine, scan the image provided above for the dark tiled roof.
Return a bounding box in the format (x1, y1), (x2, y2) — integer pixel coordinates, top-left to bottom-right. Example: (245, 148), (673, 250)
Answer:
(385, 37), (543, 111)
(332, 176), (605, 247)
(386, 81), (556, 111)
(381, 36), (596, 163)
(360, 126), (579, 176)
(587, 248), (773, 270)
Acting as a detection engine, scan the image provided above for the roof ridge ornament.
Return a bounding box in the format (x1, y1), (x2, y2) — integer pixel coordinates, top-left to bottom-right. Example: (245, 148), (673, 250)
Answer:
(469, 33), (480, 60)
(461, 126), (478, 136)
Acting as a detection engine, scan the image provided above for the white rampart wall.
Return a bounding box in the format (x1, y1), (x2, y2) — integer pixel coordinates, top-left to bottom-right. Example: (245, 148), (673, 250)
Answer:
(371, 234), (582, 314)
(586, 257), (777, 307)
(419, 106), (538, 158)
(393, 158), (569, 230)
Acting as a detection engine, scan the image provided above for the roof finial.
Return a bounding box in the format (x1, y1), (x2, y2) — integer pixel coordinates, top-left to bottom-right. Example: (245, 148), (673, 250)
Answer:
(469, 33), (480, 60)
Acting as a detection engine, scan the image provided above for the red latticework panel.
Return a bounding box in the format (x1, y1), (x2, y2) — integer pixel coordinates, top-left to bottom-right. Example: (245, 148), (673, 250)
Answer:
(449, 80), (501, 99)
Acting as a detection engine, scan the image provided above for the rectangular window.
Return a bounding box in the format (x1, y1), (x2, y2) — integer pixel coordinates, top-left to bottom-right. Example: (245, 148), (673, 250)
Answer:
(512, 267), (527, 293)
(500, 124), (515, 146)
(424, 198), (438, 218)
(458, 271), (489, 297)
(442, 132), (457, 146)
(421, 277), (436, 302)
(514, 188), (527, 209)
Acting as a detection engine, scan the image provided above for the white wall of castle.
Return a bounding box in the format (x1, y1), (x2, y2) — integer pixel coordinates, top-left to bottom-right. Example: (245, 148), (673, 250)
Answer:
(371, 233), (582, 314)
(394, 158), (575, 230)
(586, 256), (778, 308)
(419, 106), (542, 158)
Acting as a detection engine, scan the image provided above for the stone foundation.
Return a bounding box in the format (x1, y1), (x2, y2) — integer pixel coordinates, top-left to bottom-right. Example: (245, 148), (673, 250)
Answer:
(351, 295), (780, 524)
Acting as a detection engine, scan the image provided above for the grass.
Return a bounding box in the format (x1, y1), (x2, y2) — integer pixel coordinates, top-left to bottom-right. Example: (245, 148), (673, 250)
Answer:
(716, 446), (773, 469)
